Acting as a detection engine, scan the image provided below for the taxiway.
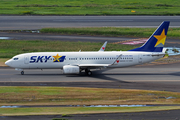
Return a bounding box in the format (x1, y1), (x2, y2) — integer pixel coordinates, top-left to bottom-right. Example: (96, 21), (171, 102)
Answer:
(0, 16), (180, 30)
(1, 61), (180, 92)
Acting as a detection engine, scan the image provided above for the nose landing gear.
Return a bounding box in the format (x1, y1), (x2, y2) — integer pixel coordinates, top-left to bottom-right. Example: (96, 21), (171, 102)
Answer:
(15, 68), (24, 75)
(21, 71), (24, 75)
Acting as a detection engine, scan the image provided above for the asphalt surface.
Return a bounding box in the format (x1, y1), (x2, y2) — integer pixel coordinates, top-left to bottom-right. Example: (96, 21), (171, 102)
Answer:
(1, 61), (180, 92)
(1, 32), (180, 49)
(0, 16), (180, 30)
(0, 32), (135, 43)
(1, 110), (180, 120)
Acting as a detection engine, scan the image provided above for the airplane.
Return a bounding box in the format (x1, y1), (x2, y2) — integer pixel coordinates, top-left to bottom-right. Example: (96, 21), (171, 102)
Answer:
(5, 21), (170, 76)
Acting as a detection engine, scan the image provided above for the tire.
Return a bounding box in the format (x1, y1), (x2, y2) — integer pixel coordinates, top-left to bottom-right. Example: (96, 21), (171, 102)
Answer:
(87, 71), (92, 76)
(21, 71), (24, 75)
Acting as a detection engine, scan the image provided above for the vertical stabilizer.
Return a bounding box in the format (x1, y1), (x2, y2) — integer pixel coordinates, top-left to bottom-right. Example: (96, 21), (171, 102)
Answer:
(129, 21), (170, 52)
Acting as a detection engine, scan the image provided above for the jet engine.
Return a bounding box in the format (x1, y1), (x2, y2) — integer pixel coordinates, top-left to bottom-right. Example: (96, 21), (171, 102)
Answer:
(63, 65), (79, 74)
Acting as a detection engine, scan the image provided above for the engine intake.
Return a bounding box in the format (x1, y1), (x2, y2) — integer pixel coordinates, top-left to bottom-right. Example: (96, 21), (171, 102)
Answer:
(63, 65), (79, 74)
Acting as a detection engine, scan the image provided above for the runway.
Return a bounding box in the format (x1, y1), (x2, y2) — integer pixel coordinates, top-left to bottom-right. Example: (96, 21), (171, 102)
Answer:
(0, 16), (180, 30)
(1, 61), (180, 92)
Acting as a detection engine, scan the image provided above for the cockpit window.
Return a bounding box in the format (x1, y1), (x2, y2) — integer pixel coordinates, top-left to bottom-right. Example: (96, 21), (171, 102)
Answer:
(13, 58), (18, 60)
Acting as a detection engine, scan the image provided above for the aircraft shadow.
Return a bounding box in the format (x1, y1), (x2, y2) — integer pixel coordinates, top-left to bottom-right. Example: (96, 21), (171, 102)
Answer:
(66, 70), (180, 83)
(17, 70), (180, 84)
(67, 73), (129, 83)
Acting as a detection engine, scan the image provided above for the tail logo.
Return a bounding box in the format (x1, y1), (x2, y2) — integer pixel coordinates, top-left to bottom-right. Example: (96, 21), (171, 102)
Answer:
(154, 29), (166, 47)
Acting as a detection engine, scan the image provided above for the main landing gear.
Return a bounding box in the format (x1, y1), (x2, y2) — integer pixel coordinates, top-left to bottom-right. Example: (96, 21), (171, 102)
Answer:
(85, 69), (92, 76)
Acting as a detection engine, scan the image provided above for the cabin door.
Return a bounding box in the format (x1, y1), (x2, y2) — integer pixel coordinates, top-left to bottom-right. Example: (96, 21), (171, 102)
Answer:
(24, 56), (29, 64)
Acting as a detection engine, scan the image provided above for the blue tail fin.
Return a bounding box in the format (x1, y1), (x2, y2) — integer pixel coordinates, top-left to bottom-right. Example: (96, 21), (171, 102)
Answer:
(129, 21), (170, 52)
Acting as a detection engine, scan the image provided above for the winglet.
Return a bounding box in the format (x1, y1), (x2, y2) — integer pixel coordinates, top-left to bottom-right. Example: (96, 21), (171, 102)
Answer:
(98, 41), (107, 52)
(129, 21), (170, 52)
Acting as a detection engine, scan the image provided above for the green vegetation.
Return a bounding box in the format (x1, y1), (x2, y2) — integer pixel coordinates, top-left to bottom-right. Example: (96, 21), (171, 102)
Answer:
(172, 48), (179, 53)
(0, 0), (180, 15)
(0, 86), (180, 116)
(40, 27), (180, 38)
(0, 58), (8, 66)
(1, 106), (180, 116)
(61, 114), (72, 117)
(0, 86), (180, 105)
(52, 119), (68, 120)
(0, 40), (138, 58)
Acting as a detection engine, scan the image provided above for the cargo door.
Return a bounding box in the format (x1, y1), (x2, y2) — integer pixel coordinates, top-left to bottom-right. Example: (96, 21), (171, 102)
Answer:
(138, 54), (142, 63)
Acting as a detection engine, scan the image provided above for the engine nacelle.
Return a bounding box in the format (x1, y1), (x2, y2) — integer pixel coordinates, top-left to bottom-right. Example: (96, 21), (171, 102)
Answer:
(63, 65), (79, 74)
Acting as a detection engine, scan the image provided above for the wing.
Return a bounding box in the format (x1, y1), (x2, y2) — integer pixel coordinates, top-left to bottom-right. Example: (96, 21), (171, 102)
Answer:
(79, 64), (111, 69)
(78, 54), (122, 69)
(79, 64), (111, 67)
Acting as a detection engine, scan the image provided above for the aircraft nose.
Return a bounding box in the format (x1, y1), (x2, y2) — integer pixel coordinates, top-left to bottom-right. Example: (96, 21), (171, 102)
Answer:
(5, 59), (12, 66)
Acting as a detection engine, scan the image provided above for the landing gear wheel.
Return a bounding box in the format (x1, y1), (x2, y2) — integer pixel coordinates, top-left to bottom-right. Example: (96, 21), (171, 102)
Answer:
(21, 71), (24, 75)
(85, 69), (92, 76)
(87, 71), (92, 76)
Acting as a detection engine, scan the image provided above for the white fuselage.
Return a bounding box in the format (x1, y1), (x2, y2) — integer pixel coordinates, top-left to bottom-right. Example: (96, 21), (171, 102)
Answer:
(5, 51), (163, 69)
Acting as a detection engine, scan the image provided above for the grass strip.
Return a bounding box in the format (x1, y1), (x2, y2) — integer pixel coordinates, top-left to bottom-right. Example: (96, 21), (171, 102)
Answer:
(0, 58), (8, 66)
(0, 40), (138, 58)
(0, 86), (180, 106)
(40, 27), (180, 38)
(1, 106), (180, 116)
(0, 0), (180, 15)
